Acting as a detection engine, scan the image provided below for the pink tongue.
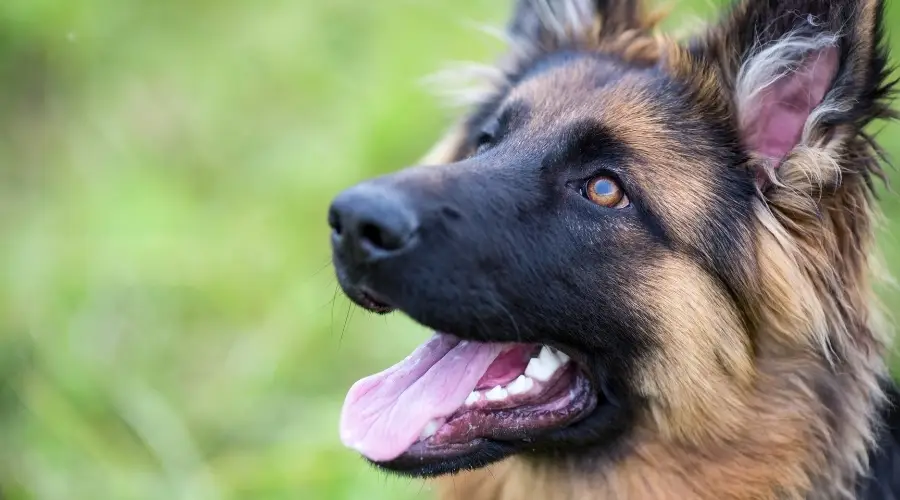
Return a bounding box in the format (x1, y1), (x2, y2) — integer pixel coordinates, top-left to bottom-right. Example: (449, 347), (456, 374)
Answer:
(339, 333), (505, 462)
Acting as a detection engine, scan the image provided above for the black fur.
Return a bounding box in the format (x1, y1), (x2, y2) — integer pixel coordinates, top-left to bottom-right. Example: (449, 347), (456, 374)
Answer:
(859, 381), (900, 499)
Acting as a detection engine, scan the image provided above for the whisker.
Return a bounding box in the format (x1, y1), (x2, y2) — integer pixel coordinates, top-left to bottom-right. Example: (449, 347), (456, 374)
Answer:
(330, 283), (340, 340)
(340, 299), (354, 347)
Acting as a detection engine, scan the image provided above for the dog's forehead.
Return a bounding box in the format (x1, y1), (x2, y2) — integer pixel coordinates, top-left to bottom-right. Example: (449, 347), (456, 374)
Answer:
(505, 53), (667, 125)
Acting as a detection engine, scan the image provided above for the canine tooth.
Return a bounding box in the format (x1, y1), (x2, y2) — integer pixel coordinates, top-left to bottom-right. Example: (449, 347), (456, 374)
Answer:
(525, 357), (555, 382)
(538, 346), (562, 371)
(553, 348), (570, 364)
(485, 385), (508, 401)
(420, 419), (441, 439)
(465, 391), (481, 406)
(507, 375), (534, 395)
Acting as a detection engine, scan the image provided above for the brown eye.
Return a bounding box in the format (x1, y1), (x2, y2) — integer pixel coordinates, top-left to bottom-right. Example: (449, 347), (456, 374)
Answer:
(585, 176), (629, 208)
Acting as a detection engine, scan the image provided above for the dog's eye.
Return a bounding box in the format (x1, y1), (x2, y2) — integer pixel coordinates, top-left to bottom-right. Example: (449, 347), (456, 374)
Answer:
(474, 130), (495, 154)
(585, 176), (629, 208)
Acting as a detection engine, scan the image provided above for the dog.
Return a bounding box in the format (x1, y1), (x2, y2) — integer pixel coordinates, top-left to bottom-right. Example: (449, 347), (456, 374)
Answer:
(328, 0), (899, 498)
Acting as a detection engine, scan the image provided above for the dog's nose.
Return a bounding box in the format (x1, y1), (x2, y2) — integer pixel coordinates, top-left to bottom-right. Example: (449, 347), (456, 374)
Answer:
(328, 184), (419, 262)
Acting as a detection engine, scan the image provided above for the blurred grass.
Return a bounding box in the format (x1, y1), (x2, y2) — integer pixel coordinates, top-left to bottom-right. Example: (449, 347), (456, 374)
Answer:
(2, 1), (900, 499)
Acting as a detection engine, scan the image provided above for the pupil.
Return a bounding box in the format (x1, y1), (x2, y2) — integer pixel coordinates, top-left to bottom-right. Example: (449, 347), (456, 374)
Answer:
(594, 180), (614, 197)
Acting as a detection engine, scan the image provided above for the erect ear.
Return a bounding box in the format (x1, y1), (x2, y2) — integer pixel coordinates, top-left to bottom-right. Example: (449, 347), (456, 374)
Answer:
(692, 0), (894, 185)
(507, 0), (656, 53)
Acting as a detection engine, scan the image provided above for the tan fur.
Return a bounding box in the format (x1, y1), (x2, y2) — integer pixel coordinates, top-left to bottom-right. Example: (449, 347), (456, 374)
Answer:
(630, 255), (754, 443)
(436, 357), (879, 499)
(420, 122), (470, 166)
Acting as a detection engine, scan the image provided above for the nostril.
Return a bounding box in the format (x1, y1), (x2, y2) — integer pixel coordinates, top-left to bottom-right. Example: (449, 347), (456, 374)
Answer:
(328, 206), (343, 236)
(359, 221), (406, 252)
(360, 222), (384, 249)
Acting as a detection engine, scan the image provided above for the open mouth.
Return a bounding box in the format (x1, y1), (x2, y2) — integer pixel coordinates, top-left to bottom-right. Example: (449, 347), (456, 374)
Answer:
(339, 333), (598, 469)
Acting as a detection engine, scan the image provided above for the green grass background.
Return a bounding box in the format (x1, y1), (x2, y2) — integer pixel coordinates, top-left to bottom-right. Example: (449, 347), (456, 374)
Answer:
(2, 1), (900, 499)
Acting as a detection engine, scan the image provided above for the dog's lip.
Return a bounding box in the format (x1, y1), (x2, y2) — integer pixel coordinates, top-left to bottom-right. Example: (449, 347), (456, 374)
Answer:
(341, 282), (395, 314)
(366, 438), (507, 477)
(357, 288), (394, 313)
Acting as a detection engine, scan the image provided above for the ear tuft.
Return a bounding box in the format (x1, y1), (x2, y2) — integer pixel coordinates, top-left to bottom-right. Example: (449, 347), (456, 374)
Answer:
(508, 0), (596, 49)
(506, 0), (657, 56)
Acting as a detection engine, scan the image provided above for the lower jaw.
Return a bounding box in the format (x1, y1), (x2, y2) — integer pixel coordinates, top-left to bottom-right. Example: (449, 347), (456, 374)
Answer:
(371, 440), (515, 477)
(371, 371), (604, 476)
(369, 439), (523, 478)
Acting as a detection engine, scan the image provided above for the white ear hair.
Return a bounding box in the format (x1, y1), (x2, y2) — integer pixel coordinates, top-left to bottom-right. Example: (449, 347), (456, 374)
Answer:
(421, 63), (509, 109)
(528, 0), (595, 40)
(736, 30), (840, 137)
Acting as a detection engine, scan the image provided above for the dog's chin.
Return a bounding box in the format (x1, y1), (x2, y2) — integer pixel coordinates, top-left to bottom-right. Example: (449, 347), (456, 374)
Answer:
(369, 440), (515, 477)
(343, 292), (631, 479)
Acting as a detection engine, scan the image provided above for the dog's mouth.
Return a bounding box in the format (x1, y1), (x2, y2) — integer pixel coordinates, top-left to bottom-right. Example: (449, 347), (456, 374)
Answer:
(339, 333), (598, 470)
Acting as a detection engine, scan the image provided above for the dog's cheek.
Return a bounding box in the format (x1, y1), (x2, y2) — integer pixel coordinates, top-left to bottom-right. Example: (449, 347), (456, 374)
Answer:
(625, 254), (753, 439)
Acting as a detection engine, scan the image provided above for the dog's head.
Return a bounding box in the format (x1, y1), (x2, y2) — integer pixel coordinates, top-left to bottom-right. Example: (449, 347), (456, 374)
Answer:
(329, 0), (892, 477)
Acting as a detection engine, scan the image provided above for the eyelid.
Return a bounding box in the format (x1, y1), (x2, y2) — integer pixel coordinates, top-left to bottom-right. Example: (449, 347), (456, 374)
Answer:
(473, 100), (528, 150)
(475, 131), (495, 154)
(578, 169), (626, 188)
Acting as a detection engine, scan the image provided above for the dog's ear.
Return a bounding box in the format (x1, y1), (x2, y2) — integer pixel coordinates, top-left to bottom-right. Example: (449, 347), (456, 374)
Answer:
(681, 0), (895, 353)
(690, 0), (894, 187)
(507, 0), (654, 52)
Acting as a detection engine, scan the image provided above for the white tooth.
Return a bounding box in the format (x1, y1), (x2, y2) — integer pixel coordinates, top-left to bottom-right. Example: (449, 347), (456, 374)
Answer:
(465, 391), (481, 406)
(525, 356), (555, 382)
(420, 419), (441, 439)
(507, 375), (534, 395)
(485, 385), (508, 401)
(539, 346), (562, 371)
(553, 348), (570, 364)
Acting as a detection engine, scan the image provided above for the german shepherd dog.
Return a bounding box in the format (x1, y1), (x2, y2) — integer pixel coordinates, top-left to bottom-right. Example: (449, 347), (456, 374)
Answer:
(328, 0), (899, 498)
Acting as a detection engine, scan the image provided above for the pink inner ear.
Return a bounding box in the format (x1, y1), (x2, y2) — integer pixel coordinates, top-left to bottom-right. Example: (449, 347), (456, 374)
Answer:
(743, 47), (839, 163)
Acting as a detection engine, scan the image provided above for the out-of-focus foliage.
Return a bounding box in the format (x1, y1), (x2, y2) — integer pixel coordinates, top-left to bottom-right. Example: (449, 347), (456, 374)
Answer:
(1, 1), (899, 499)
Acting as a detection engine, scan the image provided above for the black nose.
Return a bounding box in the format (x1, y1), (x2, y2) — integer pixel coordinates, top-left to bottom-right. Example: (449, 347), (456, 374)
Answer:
(328, 183), (419, 262)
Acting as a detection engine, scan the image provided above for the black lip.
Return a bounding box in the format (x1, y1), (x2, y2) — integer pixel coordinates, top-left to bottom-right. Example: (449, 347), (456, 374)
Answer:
(332, 262), (396, 314)
(356, 288), (394, 314)
(370, 440), (516, 477)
